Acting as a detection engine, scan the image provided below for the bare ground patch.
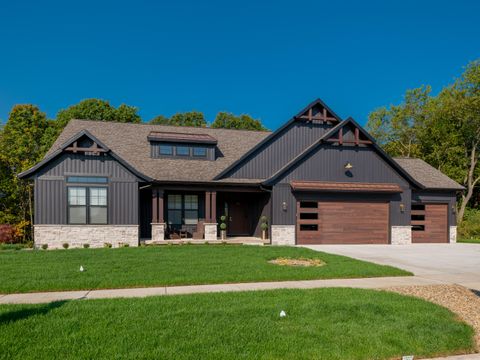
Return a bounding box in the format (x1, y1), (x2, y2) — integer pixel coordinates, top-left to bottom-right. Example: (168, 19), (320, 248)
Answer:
(388, 284), (480, 350)
(268, 257), (326, 267)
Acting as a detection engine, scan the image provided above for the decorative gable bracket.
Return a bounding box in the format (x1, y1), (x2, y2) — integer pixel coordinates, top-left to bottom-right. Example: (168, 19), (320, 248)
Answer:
(325, 126), (372, 146)
(294, 99), (341, 124)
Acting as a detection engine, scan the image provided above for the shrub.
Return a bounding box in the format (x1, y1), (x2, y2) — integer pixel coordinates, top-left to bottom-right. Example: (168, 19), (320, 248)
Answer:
(41, 244), (48, 250)
(62, 243), (69, 249)
(0, 224), (15, 244)
(123, 243), (130, 248)
(104, 242), (112, 248)
(459, 208), (480, 240)
(83, 243), (90, 249)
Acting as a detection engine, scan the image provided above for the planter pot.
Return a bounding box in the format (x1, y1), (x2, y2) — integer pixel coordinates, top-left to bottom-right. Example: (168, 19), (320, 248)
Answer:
(262, 229), (267, 241)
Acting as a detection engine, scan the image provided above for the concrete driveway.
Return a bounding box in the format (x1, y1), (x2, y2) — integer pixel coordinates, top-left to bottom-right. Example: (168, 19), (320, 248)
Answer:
(303, 243), (480, 291)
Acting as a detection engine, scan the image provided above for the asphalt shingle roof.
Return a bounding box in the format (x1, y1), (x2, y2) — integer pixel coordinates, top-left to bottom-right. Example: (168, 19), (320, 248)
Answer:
(48, 120), (271, 183)
(394, 157), (464, 190)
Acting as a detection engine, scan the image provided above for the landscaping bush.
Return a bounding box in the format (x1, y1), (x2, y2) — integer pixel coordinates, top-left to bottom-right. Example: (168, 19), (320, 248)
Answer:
(83, 244), (90, 249)
(41, 244), (48, 250)
(459, 208), (480, 240)
(104, 242), (112, 248)
(62, 243), (69, 249)
(0, 224), (15, 244)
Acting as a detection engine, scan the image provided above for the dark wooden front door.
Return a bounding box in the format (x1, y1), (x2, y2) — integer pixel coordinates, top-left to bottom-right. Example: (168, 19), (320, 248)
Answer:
(227, 201), (249, 236)
(296, 200), (389, 244)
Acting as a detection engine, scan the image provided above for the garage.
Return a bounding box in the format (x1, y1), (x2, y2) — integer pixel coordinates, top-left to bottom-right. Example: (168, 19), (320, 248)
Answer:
(411, 203), (448, 243)
(296, 200), (390, 245)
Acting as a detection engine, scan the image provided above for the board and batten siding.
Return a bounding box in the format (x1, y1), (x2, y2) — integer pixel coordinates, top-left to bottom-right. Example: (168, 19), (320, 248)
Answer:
(225, 122), (333, 179)
(34, 153), (140, 225)
(412, 191), (457, 227)
(270, 145), (412, 227)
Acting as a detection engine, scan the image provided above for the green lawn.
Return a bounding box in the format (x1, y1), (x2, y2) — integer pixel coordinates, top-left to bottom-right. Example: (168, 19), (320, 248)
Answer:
(0, 288), (474, 360)
(0, 245), (410, 294)
(459, 238), (480, 243)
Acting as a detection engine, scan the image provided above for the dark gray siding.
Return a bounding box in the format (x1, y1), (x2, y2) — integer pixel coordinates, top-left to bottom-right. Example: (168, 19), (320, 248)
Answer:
(150, 141), (216, 161)
(225, 122), (333, 179)
(34, 153), (139, 225)
(412, 191), (457, 226)
(277, 145), (409, 186)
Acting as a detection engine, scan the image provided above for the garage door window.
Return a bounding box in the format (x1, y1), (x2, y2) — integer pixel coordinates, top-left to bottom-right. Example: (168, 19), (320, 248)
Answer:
(411, 204), (426, 232)
(300, 213), (318, 220)
(300, 201), (317, 208)
(300, 224), (318, 231)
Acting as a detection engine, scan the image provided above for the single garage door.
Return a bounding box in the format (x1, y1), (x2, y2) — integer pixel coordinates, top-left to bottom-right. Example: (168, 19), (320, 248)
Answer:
(296, 200), (389, 244)
(411, 203), (448, 243)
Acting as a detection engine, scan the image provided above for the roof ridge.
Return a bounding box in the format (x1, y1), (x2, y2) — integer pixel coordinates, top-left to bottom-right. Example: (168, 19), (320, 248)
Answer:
(69, 119), (272, 134)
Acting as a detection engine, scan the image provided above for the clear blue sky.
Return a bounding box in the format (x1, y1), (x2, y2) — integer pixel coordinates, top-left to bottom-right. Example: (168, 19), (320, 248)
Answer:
(0, 0), (478, 129)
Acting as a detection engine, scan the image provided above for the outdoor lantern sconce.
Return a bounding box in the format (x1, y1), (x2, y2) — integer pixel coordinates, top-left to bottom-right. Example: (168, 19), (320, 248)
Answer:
(400, 203), (405, 213)
(344, 162), (353, 170)
(282, 201), (287, 211)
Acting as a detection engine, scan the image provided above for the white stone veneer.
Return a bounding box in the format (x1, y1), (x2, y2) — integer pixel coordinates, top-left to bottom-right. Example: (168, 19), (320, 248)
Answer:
(449, 226), (457, 243)
(150, 223), (166, 243)
(391, 226), (412, 245)
(204, 223), (218, 241)
(271, 225), (296, 246)
(34, 225), (139, 249)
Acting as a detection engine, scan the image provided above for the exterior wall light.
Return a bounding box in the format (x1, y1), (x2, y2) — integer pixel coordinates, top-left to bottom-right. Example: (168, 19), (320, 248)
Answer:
(344, 162), (353, 170)
(282, 202), (287, 211)
(399, 203), (405, 213)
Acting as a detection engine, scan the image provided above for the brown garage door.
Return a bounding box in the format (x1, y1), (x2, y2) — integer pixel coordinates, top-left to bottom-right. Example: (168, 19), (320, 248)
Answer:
(296, 200), (389, 244)
(411, 203), (448, 243)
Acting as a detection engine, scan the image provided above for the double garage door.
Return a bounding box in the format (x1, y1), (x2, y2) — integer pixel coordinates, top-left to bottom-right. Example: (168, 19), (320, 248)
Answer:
(296, 200), (389, 244)
(296, 200), (448, 244)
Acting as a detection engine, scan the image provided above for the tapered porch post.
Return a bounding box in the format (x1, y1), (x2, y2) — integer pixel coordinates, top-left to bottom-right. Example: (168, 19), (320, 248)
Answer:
(204, 190), (217, 241)
(151, 188), (165, 242)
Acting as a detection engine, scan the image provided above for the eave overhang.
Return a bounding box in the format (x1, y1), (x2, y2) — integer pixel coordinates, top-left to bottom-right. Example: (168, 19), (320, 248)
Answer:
(290, 180), (403, 193)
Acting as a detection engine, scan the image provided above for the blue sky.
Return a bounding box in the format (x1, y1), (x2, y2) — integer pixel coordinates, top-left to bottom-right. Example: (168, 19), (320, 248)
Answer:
(0, 0), (478, 129)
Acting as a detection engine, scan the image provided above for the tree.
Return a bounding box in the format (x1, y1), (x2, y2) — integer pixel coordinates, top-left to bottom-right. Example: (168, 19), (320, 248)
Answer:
(56, 99), (141, 129)
(0, 105), (52, 240)
(169, 111), (207, 127)
(366, 86), (430, 157)
(149, 115), (170, 125)
(211, 112), (267, 131)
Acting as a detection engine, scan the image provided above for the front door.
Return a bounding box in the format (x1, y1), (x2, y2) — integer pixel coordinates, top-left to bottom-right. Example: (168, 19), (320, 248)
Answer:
(227, 201), (249, 236)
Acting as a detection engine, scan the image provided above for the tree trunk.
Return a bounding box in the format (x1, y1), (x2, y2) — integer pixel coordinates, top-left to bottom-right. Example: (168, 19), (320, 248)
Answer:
(458, 145), (479, 223)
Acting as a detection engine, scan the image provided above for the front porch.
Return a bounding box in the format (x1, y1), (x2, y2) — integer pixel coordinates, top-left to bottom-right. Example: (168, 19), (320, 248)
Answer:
(139, 186), (271, 243)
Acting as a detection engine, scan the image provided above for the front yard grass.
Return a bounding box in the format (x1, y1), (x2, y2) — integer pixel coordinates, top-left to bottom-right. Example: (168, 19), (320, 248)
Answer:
(459, 237), (480, 243)
(0, 245), (410, 294)
(0, 288), (474, 360)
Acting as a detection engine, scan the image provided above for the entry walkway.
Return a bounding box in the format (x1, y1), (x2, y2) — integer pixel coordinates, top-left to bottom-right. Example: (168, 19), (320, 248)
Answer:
(0, 275), (446, 304)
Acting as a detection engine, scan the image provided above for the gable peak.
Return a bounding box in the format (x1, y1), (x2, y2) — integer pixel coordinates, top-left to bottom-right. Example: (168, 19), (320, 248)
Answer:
(294, 98), (341, 124)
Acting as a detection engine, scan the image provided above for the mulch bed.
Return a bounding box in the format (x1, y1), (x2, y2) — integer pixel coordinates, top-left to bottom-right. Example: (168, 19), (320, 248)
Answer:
(388, 284), (480, 349)
(268, 257), (325, 267)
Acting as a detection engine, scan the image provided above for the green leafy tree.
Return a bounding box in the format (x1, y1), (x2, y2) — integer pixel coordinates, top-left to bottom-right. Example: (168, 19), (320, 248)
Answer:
(211, 112), (267, 131)
(0, 105), (52, 240)
(169, 111), (206, 127)
(366, 86), (430, 157)
(149, 115), (170, 125)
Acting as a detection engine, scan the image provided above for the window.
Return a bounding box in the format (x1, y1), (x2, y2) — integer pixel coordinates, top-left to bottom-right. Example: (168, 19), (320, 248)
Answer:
(300, 224), (318, 231)
(184, 195), (199, 225)
(167, 194), (199, 226)
(411, 214), (425, 221)
(160, 145), (173, 155)
(67, 176), (108, 183)
(300, 213), (318, 220)
(176, 146), (190, 156)
(412, 225), (425, 231)
(68, 187), (87, 224)
(300, 201), (318, 208)
(167, 194), (182, 226)
(411, 203), (425, 232)
(412, 204), (425, 211)
(193, 147), (207, 157)
(68, 186), (107, 224)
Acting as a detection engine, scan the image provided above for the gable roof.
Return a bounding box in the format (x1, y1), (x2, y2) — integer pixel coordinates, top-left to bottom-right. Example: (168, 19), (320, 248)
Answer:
(393, 158), (465, 191)
(214, 98), (342, 180)
(262, 117), (425, 188)
(34, 120), (270, 183)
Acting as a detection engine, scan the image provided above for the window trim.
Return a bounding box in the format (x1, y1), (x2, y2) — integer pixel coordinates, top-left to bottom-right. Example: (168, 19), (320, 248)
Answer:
(67, 176), (108, 184)
(67, 185), (108, 225)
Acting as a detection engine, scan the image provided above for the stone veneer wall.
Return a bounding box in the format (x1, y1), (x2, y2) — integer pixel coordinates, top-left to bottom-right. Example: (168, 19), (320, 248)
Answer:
(204, 223), (218, 241)
(271, 225), (296, 246)
(34, 225), (139, 249)
(150, 223), (166, 243)
(449, 226), (457, 243)
(390, 226), (412, 245)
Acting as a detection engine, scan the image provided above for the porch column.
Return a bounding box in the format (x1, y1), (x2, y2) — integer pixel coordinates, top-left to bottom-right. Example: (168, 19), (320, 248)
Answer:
(204, 191), (218, 241)
(151, 188), (165, 242)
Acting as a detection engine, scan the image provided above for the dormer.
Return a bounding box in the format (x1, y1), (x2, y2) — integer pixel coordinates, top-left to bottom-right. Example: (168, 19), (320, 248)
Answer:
(148, 131), (217, 160)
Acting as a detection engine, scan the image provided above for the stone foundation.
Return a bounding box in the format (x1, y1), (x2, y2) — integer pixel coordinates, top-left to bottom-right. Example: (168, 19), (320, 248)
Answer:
(34, 225), (139, 249)
(271, 225), (296, 246)
(150, 223), (166, 243)
(391, 226), (412, 245)
(204, 223), (218, 241)
(449, 226), (457, 243)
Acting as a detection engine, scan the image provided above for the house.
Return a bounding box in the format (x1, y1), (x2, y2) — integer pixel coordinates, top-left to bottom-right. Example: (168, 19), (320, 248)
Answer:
(19, 99), (464, 248)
